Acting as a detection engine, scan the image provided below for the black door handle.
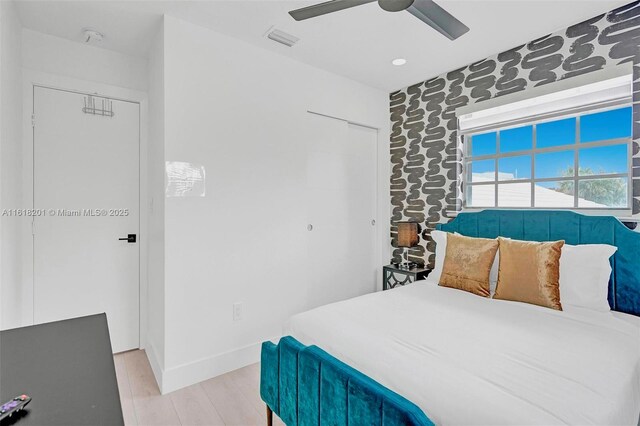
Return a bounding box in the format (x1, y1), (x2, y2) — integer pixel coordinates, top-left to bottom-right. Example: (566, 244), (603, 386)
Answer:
(118, 234), (136, 243)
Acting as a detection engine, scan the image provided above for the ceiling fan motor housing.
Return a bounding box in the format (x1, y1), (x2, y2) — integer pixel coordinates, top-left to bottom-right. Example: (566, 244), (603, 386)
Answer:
(378, 0), (414, 12)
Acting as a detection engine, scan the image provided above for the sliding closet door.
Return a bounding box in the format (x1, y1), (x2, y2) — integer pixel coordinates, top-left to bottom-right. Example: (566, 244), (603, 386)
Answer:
(306, 113), (377, 309)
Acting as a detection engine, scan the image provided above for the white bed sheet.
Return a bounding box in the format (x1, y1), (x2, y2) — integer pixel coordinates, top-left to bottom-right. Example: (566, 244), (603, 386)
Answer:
(284, 278), (640, 425)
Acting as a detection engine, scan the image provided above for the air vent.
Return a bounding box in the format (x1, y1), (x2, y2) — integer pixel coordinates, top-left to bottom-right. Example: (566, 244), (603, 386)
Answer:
(266, 28), (299, 47)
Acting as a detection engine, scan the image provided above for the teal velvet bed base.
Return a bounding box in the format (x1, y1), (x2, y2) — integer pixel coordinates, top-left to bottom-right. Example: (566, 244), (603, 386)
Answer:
(260, 336), (434, 426)
(261, 210), (640, 425)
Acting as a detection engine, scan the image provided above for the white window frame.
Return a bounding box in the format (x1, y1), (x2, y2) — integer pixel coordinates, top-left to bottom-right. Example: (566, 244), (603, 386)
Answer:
(462, 101), (633, 212)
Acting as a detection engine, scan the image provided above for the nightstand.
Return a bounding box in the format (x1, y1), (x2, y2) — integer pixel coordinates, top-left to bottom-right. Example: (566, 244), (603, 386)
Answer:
(383, 264), (432, 290)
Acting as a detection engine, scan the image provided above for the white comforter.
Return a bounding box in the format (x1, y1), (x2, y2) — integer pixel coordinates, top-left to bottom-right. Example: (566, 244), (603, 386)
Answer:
(284, 278), (640, 425)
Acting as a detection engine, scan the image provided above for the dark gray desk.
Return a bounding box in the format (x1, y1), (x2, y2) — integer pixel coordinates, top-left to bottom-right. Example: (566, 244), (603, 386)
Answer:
(0, 314), (124, 425)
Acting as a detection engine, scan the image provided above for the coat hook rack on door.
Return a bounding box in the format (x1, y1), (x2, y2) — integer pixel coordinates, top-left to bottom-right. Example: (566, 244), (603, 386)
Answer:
(82, 95), (114, 118)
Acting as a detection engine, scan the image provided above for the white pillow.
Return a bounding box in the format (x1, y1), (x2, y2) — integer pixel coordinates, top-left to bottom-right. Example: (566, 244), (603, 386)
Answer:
(489, 251), (499, 295)
(430, 230), (448, 283)
(559, 244), (617, 311)
(431, 230), (500, 294)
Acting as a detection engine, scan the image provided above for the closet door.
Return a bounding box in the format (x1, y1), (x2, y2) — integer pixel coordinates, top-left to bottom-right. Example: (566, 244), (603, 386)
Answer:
(33, 86), (140, 353)
(306, 113), (377, 309)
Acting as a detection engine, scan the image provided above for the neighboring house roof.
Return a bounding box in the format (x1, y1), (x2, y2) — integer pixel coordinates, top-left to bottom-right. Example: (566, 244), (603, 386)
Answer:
(469, 173), (606, 208)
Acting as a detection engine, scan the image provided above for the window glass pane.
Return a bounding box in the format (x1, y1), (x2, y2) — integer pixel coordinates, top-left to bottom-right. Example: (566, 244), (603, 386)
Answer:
(470, 132), (497, 156)
(578, 144), (627, 176)
(580, 107), (632, 143)
(534, 181), (575, 208)
(497, 182), (532, 207)
(577, 178), (628, 208)
(537, 117), (576, 148)
(500, 125), (533, 153)
(468, 159), (495, 183)
(535, 150), (574, 179)
(498, 155), (530, 181)
(466, 185), (495, 207)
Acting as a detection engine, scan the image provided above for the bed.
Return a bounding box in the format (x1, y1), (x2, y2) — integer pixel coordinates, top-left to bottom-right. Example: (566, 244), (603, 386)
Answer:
(260, 210), (640, 425)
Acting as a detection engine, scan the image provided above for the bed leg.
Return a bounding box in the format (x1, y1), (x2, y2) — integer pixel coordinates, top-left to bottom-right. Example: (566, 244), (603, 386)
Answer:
(266, 405), (273, 426)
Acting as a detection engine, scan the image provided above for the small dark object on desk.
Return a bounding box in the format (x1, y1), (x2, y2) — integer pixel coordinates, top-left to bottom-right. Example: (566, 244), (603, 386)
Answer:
(0, 395), (31, 423)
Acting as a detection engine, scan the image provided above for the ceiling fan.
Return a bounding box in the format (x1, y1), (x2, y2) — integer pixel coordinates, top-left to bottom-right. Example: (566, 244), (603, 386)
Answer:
(289, 0), (469, 41)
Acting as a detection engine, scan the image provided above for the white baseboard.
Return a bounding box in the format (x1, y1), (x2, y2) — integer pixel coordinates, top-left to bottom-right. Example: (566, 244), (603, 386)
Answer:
(145, 340), (164, 392)
(159, 341), (264, 394)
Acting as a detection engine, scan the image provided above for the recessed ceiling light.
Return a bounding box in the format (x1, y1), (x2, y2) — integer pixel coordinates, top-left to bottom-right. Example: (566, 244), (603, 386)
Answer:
(392, 58), (407, 66)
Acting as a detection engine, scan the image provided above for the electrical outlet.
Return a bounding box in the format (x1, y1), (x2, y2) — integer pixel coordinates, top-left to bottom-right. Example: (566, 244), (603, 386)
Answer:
(233, 302), (243, 321)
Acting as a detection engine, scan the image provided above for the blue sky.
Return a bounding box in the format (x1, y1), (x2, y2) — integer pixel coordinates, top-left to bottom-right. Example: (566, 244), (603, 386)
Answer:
(501, 126), (532, 152)
(470, 107), (631, 181)
(581, 107), (632, 142)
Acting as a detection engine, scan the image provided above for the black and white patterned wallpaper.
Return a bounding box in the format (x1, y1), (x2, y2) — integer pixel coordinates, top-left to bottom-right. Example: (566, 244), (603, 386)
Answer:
(390, 1), (640, 266)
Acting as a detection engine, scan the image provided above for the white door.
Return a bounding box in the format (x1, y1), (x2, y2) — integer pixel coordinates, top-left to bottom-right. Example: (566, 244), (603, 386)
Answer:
(306, 113), (377, 309)
(33, 86), (140, 353)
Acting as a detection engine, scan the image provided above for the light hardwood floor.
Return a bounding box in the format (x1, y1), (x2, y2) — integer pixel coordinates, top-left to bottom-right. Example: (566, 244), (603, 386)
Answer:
(114, 350), (285, 426)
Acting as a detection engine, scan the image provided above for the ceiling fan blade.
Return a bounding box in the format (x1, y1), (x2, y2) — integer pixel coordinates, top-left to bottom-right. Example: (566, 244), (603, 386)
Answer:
(406, 0), (469, 40)
(289, 0), (376, 21)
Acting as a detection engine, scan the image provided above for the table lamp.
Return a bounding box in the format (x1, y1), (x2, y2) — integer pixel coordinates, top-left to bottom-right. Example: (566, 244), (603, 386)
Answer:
(396, 221), (419, 269)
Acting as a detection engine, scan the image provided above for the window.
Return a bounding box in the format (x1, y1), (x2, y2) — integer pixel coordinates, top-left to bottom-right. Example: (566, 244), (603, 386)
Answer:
(463, 106), (632, 210)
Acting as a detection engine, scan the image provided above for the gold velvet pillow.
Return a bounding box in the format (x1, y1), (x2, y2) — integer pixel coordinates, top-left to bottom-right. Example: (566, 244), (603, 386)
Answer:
(439, 233), (498, 297)
(494, 237), (564, 310)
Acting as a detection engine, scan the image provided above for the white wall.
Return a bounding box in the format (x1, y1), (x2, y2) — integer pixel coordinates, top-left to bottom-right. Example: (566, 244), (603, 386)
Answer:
(22, 29), (148, 92)
(157, 15), (390, 393)
(0, 0), (23, 330)
(146, 21), (166, 387)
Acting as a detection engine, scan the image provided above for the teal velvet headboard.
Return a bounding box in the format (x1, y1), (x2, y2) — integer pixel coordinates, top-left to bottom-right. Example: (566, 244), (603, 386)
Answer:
(436, 210), (640, 316)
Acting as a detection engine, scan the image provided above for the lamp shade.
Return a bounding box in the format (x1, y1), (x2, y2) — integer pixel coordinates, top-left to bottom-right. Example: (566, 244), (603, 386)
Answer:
(397, 222), (419, 248)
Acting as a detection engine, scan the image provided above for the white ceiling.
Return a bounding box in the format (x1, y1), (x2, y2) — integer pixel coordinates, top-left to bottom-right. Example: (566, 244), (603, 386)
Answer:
(15, 0), (629, 91)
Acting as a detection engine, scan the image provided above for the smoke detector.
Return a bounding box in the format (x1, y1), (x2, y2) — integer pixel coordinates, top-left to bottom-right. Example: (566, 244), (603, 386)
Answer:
(265, 27), (299, 47)
(82, 28), (104, 44)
